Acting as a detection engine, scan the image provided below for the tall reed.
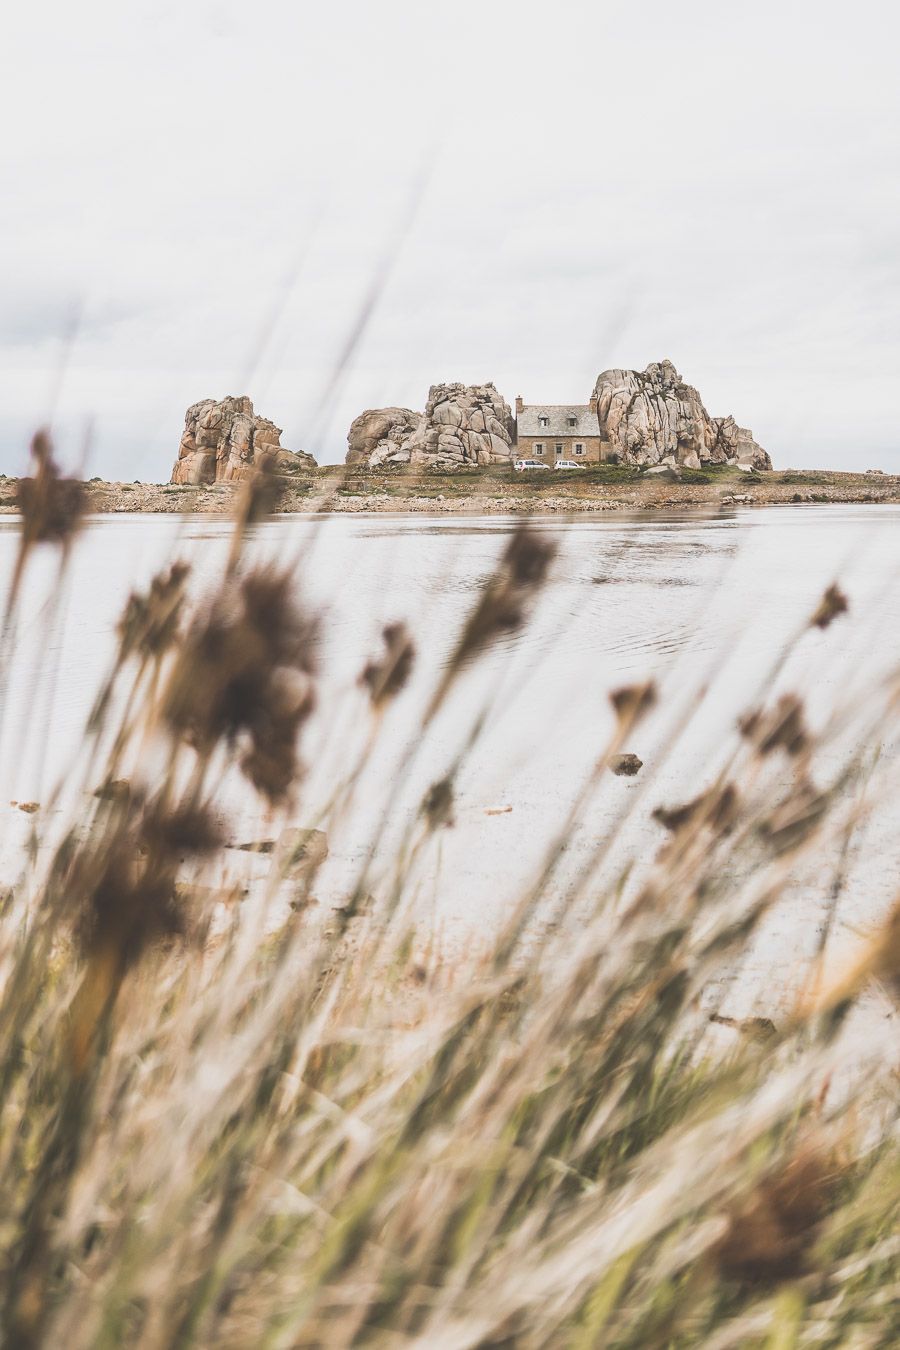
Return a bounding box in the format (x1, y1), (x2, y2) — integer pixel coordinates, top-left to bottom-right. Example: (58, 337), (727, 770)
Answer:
(0, 454), (897, 1348)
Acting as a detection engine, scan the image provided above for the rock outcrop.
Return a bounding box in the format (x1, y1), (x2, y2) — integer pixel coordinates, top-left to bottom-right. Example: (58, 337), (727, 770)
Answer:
(347, 383), (514, 469)
(171, 396), (316, 485)
(346, 407), (422, 469)
(591, 361), (771, 470)
(708, 414), (769, 469)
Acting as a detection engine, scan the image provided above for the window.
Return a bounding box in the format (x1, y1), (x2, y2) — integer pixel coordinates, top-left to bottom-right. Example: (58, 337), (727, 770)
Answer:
(534, 443), (544, 454)
(567, 416), (577, 427)
(555, 444), (563, 455)
(575, 443), (584, 455)
(538, 416), (549, 428)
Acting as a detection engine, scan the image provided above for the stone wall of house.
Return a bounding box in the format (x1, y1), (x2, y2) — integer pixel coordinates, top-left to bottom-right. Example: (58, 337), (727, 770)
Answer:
(518, 436), (605, 464)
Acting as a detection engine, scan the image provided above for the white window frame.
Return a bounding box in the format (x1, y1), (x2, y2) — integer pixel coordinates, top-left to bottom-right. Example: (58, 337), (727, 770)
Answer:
(574, 443), (584, 455)
(567, 416), (577, 427)
(555, 443), (564, 455)
(534, 442), (544, 454)
(538, 416), (549, 428)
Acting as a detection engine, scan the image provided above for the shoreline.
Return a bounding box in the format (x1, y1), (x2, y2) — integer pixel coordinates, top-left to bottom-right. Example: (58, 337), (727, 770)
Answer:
(2, 467), (899, 516)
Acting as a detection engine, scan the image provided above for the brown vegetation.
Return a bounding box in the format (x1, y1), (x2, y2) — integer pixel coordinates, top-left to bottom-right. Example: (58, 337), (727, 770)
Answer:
(0, 444), (897, 1346)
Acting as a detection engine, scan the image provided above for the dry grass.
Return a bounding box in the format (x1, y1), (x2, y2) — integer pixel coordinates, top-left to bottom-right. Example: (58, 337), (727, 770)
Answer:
(0, 452), (897, 1348)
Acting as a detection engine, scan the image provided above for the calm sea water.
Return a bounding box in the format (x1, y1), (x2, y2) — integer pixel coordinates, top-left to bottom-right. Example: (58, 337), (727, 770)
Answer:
(2, 506), (899, 1021)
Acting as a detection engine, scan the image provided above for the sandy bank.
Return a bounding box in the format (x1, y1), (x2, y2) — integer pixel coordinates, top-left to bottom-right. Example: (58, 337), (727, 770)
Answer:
(2, 467), (899, 517)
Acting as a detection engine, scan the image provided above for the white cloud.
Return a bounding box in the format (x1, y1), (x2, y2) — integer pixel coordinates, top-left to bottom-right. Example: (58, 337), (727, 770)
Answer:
(1, 0), (898, 476)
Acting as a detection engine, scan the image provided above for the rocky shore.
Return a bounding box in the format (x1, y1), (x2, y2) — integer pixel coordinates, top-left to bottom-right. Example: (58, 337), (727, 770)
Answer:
(2, 467), (899, 517)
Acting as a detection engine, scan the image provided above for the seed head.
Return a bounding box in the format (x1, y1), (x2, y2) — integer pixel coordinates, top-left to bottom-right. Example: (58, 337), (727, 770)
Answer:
(70, 796), (222, 970)
(163, 565), (319, 803)
(653, 783), (739, 836)
(361, 622), (415, 709)
(15, 428), (86, 551)
(236, 452), (283, 528)
(139, 799), (223, 860)
(810, 583), (848, 630)
(238, 666), (317, 803)
(740, 694), (809, 758)
(711, 1146), (839, 1286)
(227, 454), (284, 572)
(422, 776), (455, 830)
(610, 681), (657, 725)
(449, 526), (557, 674)
(504, 525), (556, 587)
(117, 562), (190, 662)
(653, 799), (700, 833)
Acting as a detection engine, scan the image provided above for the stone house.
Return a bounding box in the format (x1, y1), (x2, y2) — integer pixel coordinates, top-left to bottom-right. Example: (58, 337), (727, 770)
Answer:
(513, 396), (609, 463)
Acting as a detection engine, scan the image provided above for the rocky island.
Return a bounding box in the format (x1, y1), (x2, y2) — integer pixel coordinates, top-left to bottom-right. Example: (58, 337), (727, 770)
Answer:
(345, 361), (771, 473)
(170, 395), (316, 484)
(3, 360), (895, 517)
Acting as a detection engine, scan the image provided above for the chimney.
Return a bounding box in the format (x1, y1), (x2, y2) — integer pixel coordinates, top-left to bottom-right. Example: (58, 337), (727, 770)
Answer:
(515, 395), (523, 414)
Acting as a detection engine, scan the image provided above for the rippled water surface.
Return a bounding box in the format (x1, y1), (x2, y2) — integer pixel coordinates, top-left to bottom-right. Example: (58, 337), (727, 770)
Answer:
(2, 506), (900, 1020)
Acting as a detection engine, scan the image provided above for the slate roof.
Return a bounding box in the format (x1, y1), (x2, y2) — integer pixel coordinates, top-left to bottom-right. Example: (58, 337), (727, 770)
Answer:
(516, 404), (600, 437)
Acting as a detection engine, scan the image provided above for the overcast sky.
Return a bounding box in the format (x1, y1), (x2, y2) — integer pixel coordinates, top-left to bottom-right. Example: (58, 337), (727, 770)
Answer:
(2, 0), (899, 477)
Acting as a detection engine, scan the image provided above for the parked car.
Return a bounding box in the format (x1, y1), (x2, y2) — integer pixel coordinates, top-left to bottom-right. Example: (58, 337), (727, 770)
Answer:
(554, 460), (584, 470)
(513, 459), (552, 471)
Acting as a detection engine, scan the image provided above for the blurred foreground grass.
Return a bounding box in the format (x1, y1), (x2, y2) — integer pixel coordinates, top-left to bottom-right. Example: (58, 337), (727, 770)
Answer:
(0, 439), (897, 1348)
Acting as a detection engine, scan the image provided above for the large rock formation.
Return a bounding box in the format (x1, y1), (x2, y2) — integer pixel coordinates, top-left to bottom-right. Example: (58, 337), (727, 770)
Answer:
(347, 383), (514, 469)
(591, 361), (771, 470)
(345, 364), (770, 472)
(171, 396), (316, 484)
(346, 407), (421, 469)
